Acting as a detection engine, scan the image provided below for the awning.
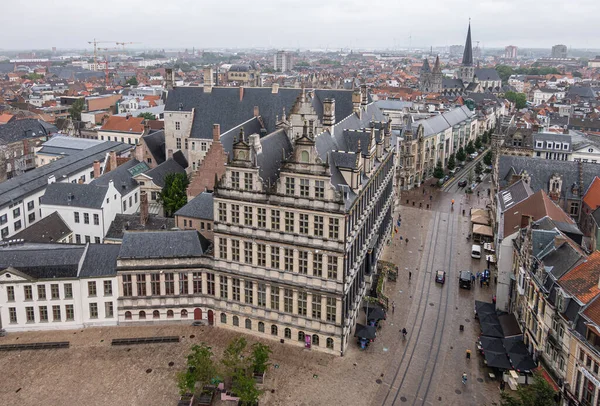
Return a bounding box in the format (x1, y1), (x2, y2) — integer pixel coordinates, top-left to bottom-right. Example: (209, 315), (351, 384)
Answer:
(363, 305), (386, 321)
(471, 214), (490, 225)
(473, 224), (494, 237)
(509, 352), (537, 372)
(484, 351), (512, 370)
(354, 324), (377, 340)
(480, 336), (505, 353)
(498, 314), (522, 338)
(471, 208), (490, 218)
(475, 301), (496, 317)
(481, 321), (504, 338)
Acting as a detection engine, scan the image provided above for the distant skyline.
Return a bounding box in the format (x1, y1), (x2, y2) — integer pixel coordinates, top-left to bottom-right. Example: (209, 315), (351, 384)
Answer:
(1, 0), (599, 50)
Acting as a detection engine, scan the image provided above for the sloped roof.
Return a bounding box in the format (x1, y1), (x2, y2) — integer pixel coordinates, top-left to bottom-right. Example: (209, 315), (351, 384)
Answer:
(475, 68), (501, 82)
(118, 230), (205, 259)
(100, 115), (145, 133)
(462, 23), (473, 66)
(0, 243), (85, 279)
(497, 179), (533, 213)
(142, 130), (166, 165)
(559, 251), (600, 303)
(0, 118), (57, 144)
(41, 182), (108, 209)
(142, 156), (186, 188)
(256, 129), (293, 185)
(583, 177), (600, 210)
(11, 211), (71, 243)
(91, 158), (147, 197)
(175, 192), (214, 220)
(79, 244), (120, 277)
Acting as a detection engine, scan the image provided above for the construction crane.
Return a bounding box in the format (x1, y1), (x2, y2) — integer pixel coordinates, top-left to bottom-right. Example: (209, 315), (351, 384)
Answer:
(116, 41), (141, 51)
(97, 47), (119, 87)
(87, 39), (114, 68)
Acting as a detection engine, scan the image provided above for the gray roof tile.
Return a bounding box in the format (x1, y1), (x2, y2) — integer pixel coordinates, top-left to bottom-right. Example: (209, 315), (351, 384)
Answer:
(11, 211), (71, 243)
(79, 244), (120, 277)
(41, 182), (108, 209)
(175, 192), (214, 220)
(118, 230), (205, 259)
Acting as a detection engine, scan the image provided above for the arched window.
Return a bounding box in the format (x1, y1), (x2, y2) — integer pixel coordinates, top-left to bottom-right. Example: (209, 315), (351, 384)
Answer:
(167, 310), (174, 318)
(312, 335), (319, 346)
(326, 338), (334, 349)
(139, 311), (146, 320)
(153, 310), (160, 319)
(284, 328), (291, 339)
(125, 311), (132, 320)
(271, 325), (278, 336)
(220, 313), (227, 324)
(233, 316), (239, 326)
(245, 319), (252, 330)
(301, 150), (309, 163)
(298, 331), (305, 342)
(181, 309), (188, 318)
(258, 322), (265, 333)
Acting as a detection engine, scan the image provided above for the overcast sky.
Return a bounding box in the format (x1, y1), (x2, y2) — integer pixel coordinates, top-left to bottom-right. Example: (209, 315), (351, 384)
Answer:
(2, 0), (599, 51)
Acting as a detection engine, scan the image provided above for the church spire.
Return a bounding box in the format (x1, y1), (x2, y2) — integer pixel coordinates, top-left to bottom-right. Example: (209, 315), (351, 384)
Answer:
(421, 58), (431, 73)
(433, 55), (441, 73)
(462, 21), (473, 66)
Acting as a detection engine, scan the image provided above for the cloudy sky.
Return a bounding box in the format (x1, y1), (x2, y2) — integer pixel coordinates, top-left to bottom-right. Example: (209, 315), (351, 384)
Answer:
(2, 0), (599, 50)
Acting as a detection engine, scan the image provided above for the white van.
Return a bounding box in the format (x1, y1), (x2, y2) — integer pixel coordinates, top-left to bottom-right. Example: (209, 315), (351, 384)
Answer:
(471, 244), (482, 259)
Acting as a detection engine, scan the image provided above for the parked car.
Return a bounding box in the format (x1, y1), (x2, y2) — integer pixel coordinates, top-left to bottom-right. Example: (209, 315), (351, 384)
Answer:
(476, 175), (482, 182)
(437, 175), (450, 186)
(435, 270), (446, 284)
(470, 152), (479, 159)
(458, 179), (468, 187)
(471, 244), (482, 259)
(459, 270), (473, 289)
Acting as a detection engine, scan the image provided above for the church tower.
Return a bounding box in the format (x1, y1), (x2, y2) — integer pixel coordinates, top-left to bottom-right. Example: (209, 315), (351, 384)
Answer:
(419, 59), (432, 92)
(431, 55), (442, 93)
(458, 22), (475, 85)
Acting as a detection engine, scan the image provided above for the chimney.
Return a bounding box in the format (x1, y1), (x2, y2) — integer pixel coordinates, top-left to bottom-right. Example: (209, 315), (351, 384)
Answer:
(212, 124), (221, 142)
(520, 214), (532, 229)
(271, 83), (279, 94)
(165, 68), (174, 90)
(47, 174), (56, 184)
(253, 106), (259, 117)
(140, 191), (149, 226)
(239, 86), (244, 101)
(108, 150), (117, 172)
(360, 84), (368, 106)
(352, 89), (361, 115)
(203, 67), (214, 87)
(323, 98), (336, 129)
(554, 234), (567, 248)
(93, 160), (101, 178)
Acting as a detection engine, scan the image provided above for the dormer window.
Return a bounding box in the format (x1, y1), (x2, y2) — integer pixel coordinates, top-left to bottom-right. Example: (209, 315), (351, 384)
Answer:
(547, 142), (553, 149)
(285, 177), (295, 195)
(563, 144), (568, 150)
(536, 142), (543, 148)
(231, 171), (240, 189)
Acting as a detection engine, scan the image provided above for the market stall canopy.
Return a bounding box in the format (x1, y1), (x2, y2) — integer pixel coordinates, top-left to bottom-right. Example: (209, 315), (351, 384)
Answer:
(503, 338), (529, 355)
(481, 321), (504, 338)
(471, 208), (490, 219)
(499, 314), (522, 338)
(363, 305), (386, 321)
(471, 214), (490, 225)
(354, 324), (377, 340)
(473, 224), (494, 237)
(509, 352), (537, 372)
(480, 336), (505, 353)
(484, 351), (512, 370)
(475, 301), (496, 317)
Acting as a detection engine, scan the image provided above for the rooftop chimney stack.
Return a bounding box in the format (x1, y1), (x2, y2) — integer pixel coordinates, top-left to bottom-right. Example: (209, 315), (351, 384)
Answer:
(203, 67), (214, 93)
(108, 150), (117, 173)
(212, 124), (221, 142)
(271, 83), (279, 94)
(93, 160), (101, 178)
(253, 106), (259, 117)
(239, 86), (244, 101)
(165, 68), (174, 90)
(323, 98), (336, 131)
(140, 191), (149, 226)
(352, 90), (361, 116)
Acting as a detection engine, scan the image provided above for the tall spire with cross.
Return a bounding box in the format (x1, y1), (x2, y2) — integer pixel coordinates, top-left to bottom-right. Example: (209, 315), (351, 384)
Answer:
(462, 19), (473, 67)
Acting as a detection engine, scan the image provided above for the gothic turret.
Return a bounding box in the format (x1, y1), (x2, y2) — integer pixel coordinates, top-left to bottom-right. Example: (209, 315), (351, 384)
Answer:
(458, 22), (475, 85)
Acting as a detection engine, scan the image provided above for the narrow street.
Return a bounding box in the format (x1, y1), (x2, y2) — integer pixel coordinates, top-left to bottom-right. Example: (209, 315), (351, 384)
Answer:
(371, 173), (499, 406)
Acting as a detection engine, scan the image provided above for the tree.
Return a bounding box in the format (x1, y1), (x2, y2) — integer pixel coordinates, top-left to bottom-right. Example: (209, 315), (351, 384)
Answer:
(433, 160), (444, 179)
(466, 140), (476, 155)
(495, 65), (514, 83)
(221, 337), (248, 378)
(467, 168), (474, 184)
(177, 344), (217, 395)
(456, 147), (467, 162)
(249, 343), (272, 375)
(498, 374), (558, 406)
(505, 91), (528, 109)
(484, 151), (493, 166)
(232, 368), (263, 406)
(158, 173), (189, 217)
(137, 112), (156, 120)
(126, 76), (138, 86)
(481, 131), (489, 145)
(447, 154), (456, 171)
(68, 98), (85, 121)
(572, 71), (582, 78)
(475, 137), (482, 150)
(475, 161), (483, 176)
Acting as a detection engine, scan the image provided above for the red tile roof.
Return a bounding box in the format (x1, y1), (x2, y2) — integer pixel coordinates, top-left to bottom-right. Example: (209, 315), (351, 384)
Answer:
(100, 116), (145, 133)
(503, 190), (575, 236)
(560, 251), (600, 304)
(583, 176), (600, 210)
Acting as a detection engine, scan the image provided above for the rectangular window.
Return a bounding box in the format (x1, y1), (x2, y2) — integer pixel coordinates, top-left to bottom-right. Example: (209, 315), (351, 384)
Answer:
(84, 213), (89, 224)
(313, 253), (323, 277)
(9, 307), (17, 323)
(285, 177), (295, 195)
(312, 294), (322, 319)
(26, 306), (35, 322)
(284, 248), (294, 272)
(298, 251), (308, 274)
(175, 121), (180, 130)
(231, 171), (240, 189)
(13, 207), (20, 217)
(220, 276), (228, 299)
(329, 218), (339, 239)
(206, 273), (215, 295)
(219, 238), (227, 259)
(24, 285), (33, 300)
(258, 283), (266, 307)
(299, 213), (309, 234)
(27, 201), (34, 211)
(228, 239), (239, 261)
(244, 172), (253, 190)
(85, 235), (91, 244)
(105, 302), (114, 318)
(1, 227), (8, 238)
(176, 138), (181, 149)
(298, 291), (307, 316)
(300, 179), (309, 197)
(7, 286), (15, 301)
(326, 297), (337, 322)
(88, 281), (97, 297)
(285, 212), (294, 233)
(271, 246), (280, 269)
(95, 237), (100, 244)
(328, 256), (338, 279)
(64, 283), (72, 299)
(193, 272), (202, 294)
(218, 203), (227, 222)
(244, 241), (253, 264)
(0, 214), (7, 225)
(122, 275), (133, 297)
(231, 204), (240, 224)
(257, 244), (266, 267)
(151, 274), (161, 295)
(256, 207), (266, 228)
(244, 280), (253, 305)
(136, 274), (147, 296)
(76, 234), (81, 244)
(93, 214), (99, 225)
(52, 305), (61, 322)
(66, 304), (74, 321)
(28, 212), (35, 223)
(14, 220), (21, 231)
(37, 285), (46, 300)
(89, 303), (98, 319)
(184, 138), (188, 150)
(271, 210), (280, 230)
(284, 289), (293, 313)
(39, 306), (48, 322)
(271, 286), (280, 310)
(179, 272), (188, 294)
(314, 216), (324, 237)
(164, 273), (174, 295)
(244, 206), (253, 226)
(103, 280), (112, 296)
(232, 278), (241, 301)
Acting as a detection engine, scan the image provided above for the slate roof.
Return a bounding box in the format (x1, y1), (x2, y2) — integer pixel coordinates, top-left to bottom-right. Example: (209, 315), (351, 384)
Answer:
(475, 68), (501, 82)
(331, 151), (358, 169)
(175, 192), (214, 220)
(421, 59), (431, 73)
(118, 230), (205, 259)
(462, 23), (473, 66)
(220, 117), (264, 156)
(0, 118), (57, 144)
(105, 214), (175, 240)
(11, 211), (72, 243)
(533, 133), (572, 151)
(567, 86), (597, 100)
(142, 156), (187, 188)
(256, 129), (294, 185)
(0, 243), (85, 279)
(442, 78), (464, 89)
(142, 130), (166, 164)
(79, 244), (120, 277)
(540, 239), (585, 281)
(41, 182), (108, 209)
(559, 251), (600, 303)
(91, 159), (148, 197)
(497, 179), (533, 213)
(0, 141), (131, 208)
(37, 135), (104, 157)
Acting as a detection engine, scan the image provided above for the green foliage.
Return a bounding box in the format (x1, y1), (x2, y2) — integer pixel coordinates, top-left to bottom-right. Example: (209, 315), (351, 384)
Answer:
(447, 154), (456, 171)
(262, 67), (275, 74)
(126, 76), (138, 86)
(158, 173), (189, 217)
(25, 73), (43, 81)
(498, 374), (559, 406)
(466, 141), (476, 155)
(505, 91), (528, 109)
(475, 161), (483, 176)
(467, 168), (474, 184)
(295, 61), (310, 67)
(572, 71), (582, 78)
(481, 131), (489, 145)
(495, 65), (561, 83)
(456, 147), (467, 162)
(177, 343), (217, 395)
(484, 151), (493, 166)
(137, 112), (156, 120)
(221, 337), (248, 377)
(250, 343), (272, 375)
(232, 368), (263, 406)
(317, 59), (341, 66)
(433, 160), (444, 179)
(475, 137), (482, 150)
(68, 98), (85, 121)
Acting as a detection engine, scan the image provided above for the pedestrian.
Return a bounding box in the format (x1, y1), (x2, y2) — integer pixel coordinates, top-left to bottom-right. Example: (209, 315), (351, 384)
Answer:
(409, 271), (412, 280)
(487, 258), (491, 268)
(492, 295), (496, 305)
(392, 301), (396, 314)
(406, 238), (409, 245)
(500, 380), (506, 391)
(480, 278), (483, 288)
(471, 274), (475, 284)
(395, 227), (398, 234)
(429, 195), (432, 201)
